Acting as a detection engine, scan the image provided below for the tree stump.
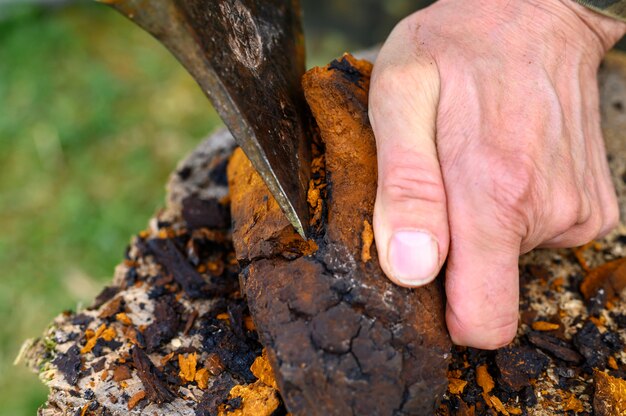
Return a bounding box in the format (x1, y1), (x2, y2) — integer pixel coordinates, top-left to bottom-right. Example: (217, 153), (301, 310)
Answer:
(20, 51), (626, 416)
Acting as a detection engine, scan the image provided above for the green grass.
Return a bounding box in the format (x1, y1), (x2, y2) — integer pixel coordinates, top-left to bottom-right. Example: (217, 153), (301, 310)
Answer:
(0, 5), (221, 414)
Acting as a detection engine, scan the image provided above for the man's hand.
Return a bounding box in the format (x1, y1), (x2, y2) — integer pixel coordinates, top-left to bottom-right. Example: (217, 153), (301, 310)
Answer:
(369, 0), (626, 349)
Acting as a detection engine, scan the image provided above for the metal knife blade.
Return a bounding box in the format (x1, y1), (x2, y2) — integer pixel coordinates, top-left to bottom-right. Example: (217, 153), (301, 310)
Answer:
(104, 0), (311, 237)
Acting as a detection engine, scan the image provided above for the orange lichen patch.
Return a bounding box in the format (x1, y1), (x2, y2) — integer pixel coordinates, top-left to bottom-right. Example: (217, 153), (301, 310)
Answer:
(531, 321), (560, 331)
(115, 312), (133, 325)
(250, 350), (278, 389)
(217, 313), (230, 321)
(448, 378), (467, 395)
(195, 368), (210, 389)
(506, 406), (522, 415)
(218, 382), (280, 416)
(160, 351), (175, 367)
(127, 390), (146, 410)
(101, 327), (117, 342)
(100, 369), (109, 381)
(244, 316), (256, 332)
(138, 230), (151, 239)
(80, 404), (90, 416)
(361, 220), (374, 263)
(94, 323), (108, 338)
(609, 356), (619, 370)
(484, 394), (509, 415)
(594, 370), (626, 415)
(197, 264), (207, 273)
(476, 365), (495, 394)
(307, 182), (320, 209)
(81, 324), (116, 354)
(580, 257), (626, 302)
(563, 395), (584, 412)
(178, 353), (197, 383)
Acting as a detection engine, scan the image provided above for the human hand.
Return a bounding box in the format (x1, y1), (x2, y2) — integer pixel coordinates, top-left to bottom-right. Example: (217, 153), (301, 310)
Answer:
(369, 0), (626, 349)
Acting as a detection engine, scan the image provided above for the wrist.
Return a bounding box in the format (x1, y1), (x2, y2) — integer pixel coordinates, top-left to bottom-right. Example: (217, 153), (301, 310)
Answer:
(556, 0), (626, 50)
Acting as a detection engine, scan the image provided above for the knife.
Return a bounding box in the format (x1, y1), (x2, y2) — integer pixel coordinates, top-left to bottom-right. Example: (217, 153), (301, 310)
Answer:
(102, 0), (312, 238)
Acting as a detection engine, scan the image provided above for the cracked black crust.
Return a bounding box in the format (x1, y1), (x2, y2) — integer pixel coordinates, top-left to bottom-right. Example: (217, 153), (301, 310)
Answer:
(242, 255), (450, 416)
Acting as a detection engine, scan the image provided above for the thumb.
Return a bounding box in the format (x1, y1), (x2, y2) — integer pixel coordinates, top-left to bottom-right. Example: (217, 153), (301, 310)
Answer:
(369, 26), (448, 288)
(444, 203), (522, 349)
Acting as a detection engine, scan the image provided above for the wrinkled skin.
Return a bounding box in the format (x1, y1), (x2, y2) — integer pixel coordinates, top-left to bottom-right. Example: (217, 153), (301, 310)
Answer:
(369, 0), (626, 349)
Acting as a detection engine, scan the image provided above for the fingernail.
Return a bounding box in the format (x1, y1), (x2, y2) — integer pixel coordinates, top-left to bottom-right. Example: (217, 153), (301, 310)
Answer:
(388, 230), (439, 286)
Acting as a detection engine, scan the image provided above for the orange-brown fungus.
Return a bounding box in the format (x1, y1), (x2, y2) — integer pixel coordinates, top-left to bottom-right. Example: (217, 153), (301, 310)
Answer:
(448, 378), (467, 395)
(195, 368), (209, 390)
(160, 351), (175, 366)
(580, 257), (626, 302)
(531, 321), (560, 331)
(485, 394), (508, 415)
(476, 364), (495, 394)
(594, 370), (626, 415)
(563, 395), (584, 413)
(115, 312), (132, 325)
(243, 316), (256, 332)
(81, 324), (116, 354)
(573, 242), (595, 272)
(127, 391), (146, 410)
(250, 350), (278, 390)
(218, 383), (280, 416)
(361, 220), (374, 263)
(178, 353), (197, 383)
(307, 153), (326, 229)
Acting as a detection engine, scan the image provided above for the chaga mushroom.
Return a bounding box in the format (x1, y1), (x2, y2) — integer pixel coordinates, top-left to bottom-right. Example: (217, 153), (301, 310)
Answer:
(228, 54), (452, 416)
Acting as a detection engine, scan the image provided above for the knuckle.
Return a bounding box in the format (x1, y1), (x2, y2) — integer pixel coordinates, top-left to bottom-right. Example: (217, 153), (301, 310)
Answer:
(600, 198), (620, 237)
(483, 153), (538, 234)
(587, 206), (604, 235)
(371, 65), (415, 97)
(551, 196), (582, 234)
(488, 154), (537, 213)
(381, 162), (445, 207)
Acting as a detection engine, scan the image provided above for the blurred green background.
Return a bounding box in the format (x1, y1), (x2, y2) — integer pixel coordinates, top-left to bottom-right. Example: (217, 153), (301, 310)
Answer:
(0, 0), (431, 413)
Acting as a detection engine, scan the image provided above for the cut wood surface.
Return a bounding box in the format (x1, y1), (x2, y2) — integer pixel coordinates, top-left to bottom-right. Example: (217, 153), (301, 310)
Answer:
(20, 51), (626, 416)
